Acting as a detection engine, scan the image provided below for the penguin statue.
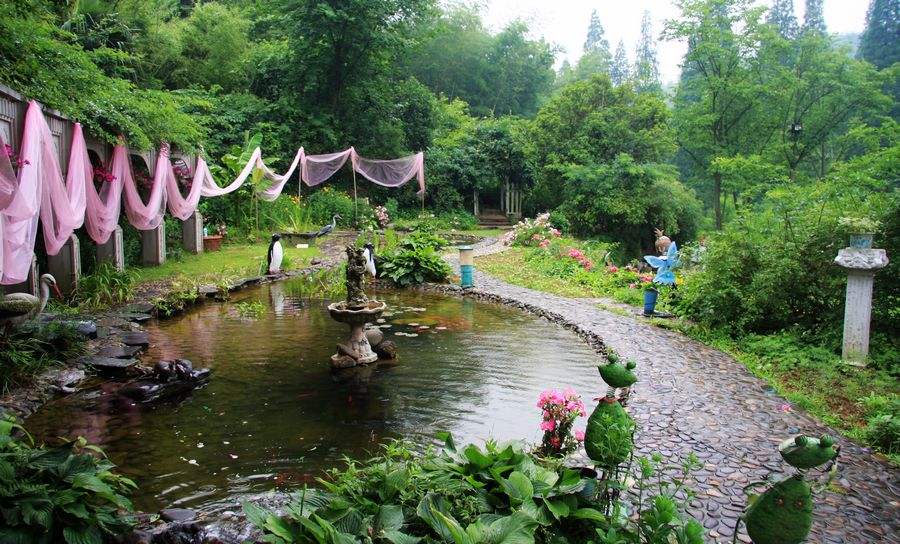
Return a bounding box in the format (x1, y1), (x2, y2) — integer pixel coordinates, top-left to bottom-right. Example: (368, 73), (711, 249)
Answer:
(267, 233), (284, 274)
(362, 243), (376, 277)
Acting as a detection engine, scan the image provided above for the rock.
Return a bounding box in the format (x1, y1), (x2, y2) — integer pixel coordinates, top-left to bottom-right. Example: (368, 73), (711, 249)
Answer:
(71, 321), (97, 339)
(119, 313), (152, 324)
(374, 340), (398, 360)
(118, 368), (211, 403)
(54, 369), (85, 394)
(98, 345), (143, 359)
(78, 356), (138, 376)
(160, 508), (197, 523)
(330, 354), (357, 369)
(364, 327), (384, 347)
(121, 332), (150, 347)
(125, 302), (155, 314)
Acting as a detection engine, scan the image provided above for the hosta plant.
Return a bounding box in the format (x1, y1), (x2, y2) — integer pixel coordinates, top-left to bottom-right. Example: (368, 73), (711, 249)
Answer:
(0, 417), (137, 544)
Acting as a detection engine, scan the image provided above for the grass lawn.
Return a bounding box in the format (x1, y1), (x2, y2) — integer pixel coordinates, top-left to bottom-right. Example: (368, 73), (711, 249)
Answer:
(478, 247), (899, 463)
(132, 242), (320, 285)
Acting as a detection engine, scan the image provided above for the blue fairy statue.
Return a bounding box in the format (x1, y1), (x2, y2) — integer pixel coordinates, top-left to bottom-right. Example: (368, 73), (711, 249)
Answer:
(642, 229), (679, 317)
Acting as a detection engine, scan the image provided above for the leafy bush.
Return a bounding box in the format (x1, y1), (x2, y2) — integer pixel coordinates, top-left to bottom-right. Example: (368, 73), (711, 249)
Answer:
(245, 434), (704, 544)
(380, 246), (451, 286)
(501, 213), (562, 247)
(305, 188), (356, 227)
(150, 277), (202, 317)
(0, 324), (86, 393)
(74, 264), (134, 309)
(0, 417), (137, 543)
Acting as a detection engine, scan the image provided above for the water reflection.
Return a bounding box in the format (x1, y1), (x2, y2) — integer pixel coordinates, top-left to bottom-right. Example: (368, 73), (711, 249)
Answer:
(25, 283), (604, 513)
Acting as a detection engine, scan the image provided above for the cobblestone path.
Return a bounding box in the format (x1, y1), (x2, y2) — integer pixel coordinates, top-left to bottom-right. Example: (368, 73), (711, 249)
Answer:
(443, 240), (899, 544)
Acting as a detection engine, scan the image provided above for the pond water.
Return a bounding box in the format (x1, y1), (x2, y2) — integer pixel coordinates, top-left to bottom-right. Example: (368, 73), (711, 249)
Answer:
(25, 281), (604, 514)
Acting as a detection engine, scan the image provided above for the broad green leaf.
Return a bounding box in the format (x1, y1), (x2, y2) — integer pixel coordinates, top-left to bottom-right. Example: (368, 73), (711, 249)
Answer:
(500, 472), (534, 504)
(63, 525), (103, 544)
(376, 504), (405, 532)
(463, 445), (494, 470)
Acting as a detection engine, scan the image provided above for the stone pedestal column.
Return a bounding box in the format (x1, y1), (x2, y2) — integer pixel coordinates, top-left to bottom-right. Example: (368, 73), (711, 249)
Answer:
(47, 234), (80, 295)
(834, 247), (889, 365)
(182, 211), (203, 255)
(97, 226), (125, 271)
(141, 224), (166, 266)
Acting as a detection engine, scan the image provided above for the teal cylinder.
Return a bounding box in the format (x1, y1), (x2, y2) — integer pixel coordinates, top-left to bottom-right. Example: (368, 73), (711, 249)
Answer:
(460, 264), (474, 288)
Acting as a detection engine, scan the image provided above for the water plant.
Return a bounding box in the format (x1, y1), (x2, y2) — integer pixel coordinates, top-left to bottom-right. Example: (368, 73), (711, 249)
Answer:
(74, 263), (134, 309)
(0, 417), (137, 543)
(234, 300), (266, 319)
(150, 277), (202, 317)
(379, 229), (452, 286)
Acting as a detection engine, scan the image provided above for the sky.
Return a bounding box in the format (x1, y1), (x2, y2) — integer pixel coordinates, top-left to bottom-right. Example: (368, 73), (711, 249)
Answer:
(479, 0), (870, 84)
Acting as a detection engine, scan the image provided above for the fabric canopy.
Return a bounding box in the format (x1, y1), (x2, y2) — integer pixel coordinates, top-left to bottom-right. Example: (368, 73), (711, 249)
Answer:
(1, 99), (426, 284)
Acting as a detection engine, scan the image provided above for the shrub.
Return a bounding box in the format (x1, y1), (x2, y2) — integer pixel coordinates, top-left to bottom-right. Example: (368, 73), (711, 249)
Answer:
(74, 264), (134, 309)
(305, 188), (356, 227)
(501, 212), (562, 247)
(379, 246), (451, 286)
(0, 417), (137, 543)
(0, 323), (86, 393)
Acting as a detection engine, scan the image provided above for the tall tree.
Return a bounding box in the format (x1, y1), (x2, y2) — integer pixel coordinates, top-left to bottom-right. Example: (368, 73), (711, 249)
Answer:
(584, 9), (610, 56)
(633, 10), (661, 93)
(858, 0), (900, 69)
(665, 0), (769, 229)
(767, 0), (799, 39)
(610, 39), (630, 85)
(802, 0), (826, 34)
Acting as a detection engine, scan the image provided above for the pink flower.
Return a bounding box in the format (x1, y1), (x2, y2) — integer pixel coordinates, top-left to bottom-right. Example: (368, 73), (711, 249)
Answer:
(2, 144), (12, 157)
(567, 248), (583, 259)
(542, 410), (552, 420)
(540, 419), (556, 432)
(574, 430), (585, 442)
(608, 265), (619, 273)
(549, 228), (560, 237)
(640, 274), (653, 283)
(779, 403), (792, 413)
(628, 283), (637, 289)
(539, 239), (550, 249)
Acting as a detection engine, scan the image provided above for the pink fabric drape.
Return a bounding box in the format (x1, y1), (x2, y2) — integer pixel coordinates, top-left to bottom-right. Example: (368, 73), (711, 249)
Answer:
(198, 147), (261, 197)
(302, 148), (353, 187)
(0, 134), (17, 282)
(352, 150), (425, 195)
(164, 146), (204, 220)
(257, 147), (303, 201)
(2, 101), (88, 284)
(85, 143), (124, 245)
(122, 144), (166, 230)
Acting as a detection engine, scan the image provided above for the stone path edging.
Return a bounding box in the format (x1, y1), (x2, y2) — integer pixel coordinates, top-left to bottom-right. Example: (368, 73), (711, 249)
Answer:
(430, 238), (899, 544)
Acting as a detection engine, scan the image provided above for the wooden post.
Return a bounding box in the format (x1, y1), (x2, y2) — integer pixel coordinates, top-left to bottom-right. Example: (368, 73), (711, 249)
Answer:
(97, 226), (125, 271)
(46, 234), (80, 296)
(182, 211), (203, 255)
(141, 223), (166, 266)
(352, 168), (358, 227)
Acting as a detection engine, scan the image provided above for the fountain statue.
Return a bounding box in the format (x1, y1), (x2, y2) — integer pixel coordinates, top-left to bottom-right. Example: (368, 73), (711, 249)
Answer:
(328, 246), (388, 368)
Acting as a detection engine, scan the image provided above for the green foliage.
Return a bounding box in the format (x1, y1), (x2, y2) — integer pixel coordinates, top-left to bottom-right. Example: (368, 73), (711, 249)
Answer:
(74, 264), (134, 309)
(305, 189), (357, 228)
(150, 277), (201, 317)
(0, 417), (136, 543)
(286, 268), (346, 301)
(0, 323), (86, 393)
(380, 247), (451, 287)
(858, 0), (900, 70)
(246, 434), (705, 544)
(234, 301), (266, 319)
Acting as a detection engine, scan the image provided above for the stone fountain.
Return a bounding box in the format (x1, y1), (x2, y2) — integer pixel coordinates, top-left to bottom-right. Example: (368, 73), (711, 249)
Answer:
(328, 246), (387, 368)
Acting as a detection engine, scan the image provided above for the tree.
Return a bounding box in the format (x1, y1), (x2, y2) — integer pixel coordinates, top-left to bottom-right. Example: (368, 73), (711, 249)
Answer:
(610, 40), (630, 85)
(858, 0), (900, 69)
(584, 9), (611, 57)
(665, 0), (770, 229)
(767, 0), (799, 39)
(633, 10), (661, 93)
(802, 0), (826, 34)
(485, 21), (556, 116)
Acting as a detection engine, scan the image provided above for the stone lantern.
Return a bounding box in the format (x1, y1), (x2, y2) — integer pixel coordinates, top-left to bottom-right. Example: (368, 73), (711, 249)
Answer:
(834, 245), (888, 365)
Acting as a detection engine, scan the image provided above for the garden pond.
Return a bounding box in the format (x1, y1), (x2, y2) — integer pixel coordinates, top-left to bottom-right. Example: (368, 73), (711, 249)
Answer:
(25, 280), (605, 514)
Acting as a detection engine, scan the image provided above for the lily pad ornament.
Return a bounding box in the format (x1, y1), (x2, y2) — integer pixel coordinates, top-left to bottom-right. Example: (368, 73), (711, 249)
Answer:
(744, 475), (813, 544)
(598, 360), (637, 389)
(778, 435), (838, 470)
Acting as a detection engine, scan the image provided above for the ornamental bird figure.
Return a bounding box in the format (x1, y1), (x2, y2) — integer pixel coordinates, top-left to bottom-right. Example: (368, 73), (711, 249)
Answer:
(644, 239), (679, 286)
(0, 274), (63, 329)
(362, 243), (376, 277)
(267, 233), (283, 274)
(316, 214), (341, 238)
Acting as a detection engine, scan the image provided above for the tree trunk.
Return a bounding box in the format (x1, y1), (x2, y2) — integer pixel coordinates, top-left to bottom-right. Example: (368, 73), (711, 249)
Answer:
(713, 172), (723, 230)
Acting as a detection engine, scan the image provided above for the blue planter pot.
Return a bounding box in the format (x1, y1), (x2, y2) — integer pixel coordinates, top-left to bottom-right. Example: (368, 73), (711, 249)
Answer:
(849, 234), (874, 249)
(643, 288), (659, 316)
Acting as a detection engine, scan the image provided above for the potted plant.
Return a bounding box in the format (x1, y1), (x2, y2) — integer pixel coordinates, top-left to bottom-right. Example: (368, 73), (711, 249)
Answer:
(203, 224), (227, 252)
(838, 216), (880, 249)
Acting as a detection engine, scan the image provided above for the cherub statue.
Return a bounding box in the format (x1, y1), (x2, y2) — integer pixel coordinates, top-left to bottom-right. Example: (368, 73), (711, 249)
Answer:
(642, 228), (679, 317)
(345, 245), (369, 308)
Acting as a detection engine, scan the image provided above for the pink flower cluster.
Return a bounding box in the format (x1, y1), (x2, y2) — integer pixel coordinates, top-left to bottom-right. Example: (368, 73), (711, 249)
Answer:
(93, 165), (116, 184)
(607, 265), (619, 273)
(503, 212), (562, 247)
(2, 143), (29, 168)
(567, 248), (594, 271)
(374, 205), (390, 228)
(537, 388), (586, 457)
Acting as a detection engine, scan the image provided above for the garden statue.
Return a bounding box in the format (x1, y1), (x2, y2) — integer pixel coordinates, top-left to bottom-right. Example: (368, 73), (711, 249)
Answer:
(266, 233), (283, 274)
(596, 352), (637, 404)
(0, 274), (63, 329)
(734, 434), (839, 544)
(327, 245), (388, 368)
(642, 228), (679, 317)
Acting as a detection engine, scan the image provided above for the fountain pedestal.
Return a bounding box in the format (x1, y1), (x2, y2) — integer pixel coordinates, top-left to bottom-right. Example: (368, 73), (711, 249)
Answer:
(328, 300), (387, 368)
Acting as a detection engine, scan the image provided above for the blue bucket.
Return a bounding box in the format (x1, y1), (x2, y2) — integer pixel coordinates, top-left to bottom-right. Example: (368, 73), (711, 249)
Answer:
(643, 288), (658, 315)
(460, 264), (474, 288)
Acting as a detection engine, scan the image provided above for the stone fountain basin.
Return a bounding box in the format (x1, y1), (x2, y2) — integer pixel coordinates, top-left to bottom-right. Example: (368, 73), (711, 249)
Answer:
(327, 300), (387, 325)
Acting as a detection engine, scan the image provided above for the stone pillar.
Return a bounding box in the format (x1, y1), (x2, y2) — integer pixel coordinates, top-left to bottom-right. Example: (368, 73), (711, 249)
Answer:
(182, 211), (203, 255)
(46, 234), (80, 296)
(97, 226), (125, 271)
(834, 247), (889, 365)
(2, 256), (38, 295)
(473, 189), (479, 216)
(141, 223), (166, 266)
